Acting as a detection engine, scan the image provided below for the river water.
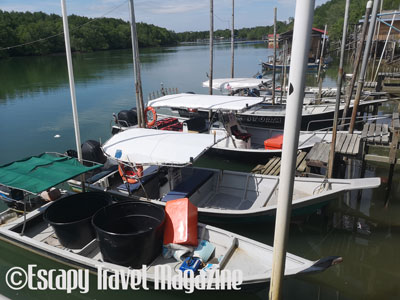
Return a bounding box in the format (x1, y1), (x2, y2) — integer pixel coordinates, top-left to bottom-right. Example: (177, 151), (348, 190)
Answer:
(0, 44), (399, 300)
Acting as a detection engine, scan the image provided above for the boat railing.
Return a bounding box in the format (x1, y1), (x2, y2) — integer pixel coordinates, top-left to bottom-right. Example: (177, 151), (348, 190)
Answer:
(305, 114), (392, 131)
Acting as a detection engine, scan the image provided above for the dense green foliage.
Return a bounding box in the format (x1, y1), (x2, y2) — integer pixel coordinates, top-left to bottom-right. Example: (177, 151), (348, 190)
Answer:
(0, 10), (178, 58)
(176, 22), (292, 42)
(314, 0), (400, 41)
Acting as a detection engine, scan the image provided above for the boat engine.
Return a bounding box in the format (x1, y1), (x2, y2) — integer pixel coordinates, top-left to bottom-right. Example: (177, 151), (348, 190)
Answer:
(116, 108), (137, 127)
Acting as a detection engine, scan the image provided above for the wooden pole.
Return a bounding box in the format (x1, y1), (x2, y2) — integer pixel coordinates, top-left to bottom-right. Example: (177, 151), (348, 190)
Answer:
(272, 7), (277, 104)
(328, 0), (350, 179)
(317, 24), (328, 101)
(268, 1), (315, 299)
(209, 0), (214, 95)
(340, 1), (373, 128)
(129, 0), (145, 128)
(231, 0), (234, 78)
(349, 0), (380, 133)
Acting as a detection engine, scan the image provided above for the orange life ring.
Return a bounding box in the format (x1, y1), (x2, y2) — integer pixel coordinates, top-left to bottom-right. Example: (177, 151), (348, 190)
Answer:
(144, 106), (157, 127)
(118, 164), (143, 184)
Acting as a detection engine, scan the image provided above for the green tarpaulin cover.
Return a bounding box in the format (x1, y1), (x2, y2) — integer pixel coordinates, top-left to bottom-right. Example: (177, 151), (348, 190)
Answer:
(0, 153), (102, 194)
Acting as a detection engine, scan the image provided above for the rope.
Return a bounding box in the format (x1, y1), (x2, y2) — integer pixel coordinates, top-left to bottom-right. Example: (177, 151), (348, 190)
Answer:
(0, 0), (128, 51)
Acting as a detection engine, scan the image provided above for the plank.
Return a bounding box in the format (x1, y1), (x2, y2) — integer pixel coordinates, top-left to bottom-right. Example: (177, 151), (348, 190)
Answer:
(374, 123), (382, 144)
(295, 151), (307, 169)
(393, 112), (400, 130)
(264, 158), (280, 174)
(367, 123), (376, 143)
(297, 158), (308, 172)
(382, 124), (389, 145)
(340, 134), (353, 154)
(270, 158), (282, 175)
(361, 123), (370, 139)
(251, 164), (265, 174)
(306, 143), (320, 161)
(352, 136), (361, 155)
(336, 133), (347, 150)
(365, 154), (400, 165)
(347, 134), (359, 155)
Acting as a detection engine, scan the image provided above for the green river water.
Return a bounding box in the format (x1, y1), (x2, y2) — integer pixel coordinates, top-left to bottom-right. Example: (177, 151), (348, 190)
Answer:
(0, 43), (399, 299)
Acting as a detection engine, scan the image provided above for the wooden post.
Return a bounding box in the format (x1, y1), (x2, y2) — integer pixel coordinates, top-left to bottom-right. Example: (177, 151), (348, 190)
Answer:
(272, 7), (277, 105)
(349, 0), (380, 134)
(209, 0), (214, 95)
(328, 0), (350, 179)
(231, 0), (234, 78)
(340, 1), (373, 128)
(317, 24), (327, 102)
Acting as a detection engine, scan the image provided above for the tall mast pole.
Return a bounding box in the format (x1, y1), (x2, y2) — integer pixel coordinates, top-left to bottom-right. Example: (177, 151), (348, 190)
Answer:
(61, 0), (82, 162)
(349, 0), (380, 133)
(231, 0), (235, 78)
(268, 0), (315, 299)
(129, 0), (145, 128)
(328, 0), (350, 179)
(209, 0), (214, 95)
(272, 7), (277, 104)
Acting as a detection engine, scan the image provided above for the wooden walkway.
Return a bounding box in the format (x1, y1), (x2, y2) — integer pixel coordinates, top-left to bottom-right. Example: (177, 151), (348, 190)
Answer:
(252, 151), (308, 176)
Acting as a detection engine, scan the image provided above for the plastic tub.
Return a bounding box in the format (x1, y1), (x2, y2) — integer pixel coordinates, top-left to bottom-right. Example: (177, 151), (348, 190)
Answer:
(43, 192), (112, 249)
(92, 201), (165, 268)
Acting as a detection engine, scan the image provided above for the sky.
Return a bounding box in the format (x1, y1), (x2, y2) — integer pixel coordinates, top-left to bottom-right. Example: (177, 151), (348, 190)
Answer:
(0, 0), (329, 32)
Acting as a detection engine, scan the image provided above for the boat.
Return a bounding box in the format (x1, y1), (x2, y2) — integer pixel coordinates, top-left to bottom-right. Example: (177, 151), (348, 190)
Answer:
(112, 98), (337, 161)
(202, 77), (272, 96)
(144, 93), (388, 130)
(0, 153), (342, 289)
(262, 61), (321, 72)
(72, 128), (381, 223)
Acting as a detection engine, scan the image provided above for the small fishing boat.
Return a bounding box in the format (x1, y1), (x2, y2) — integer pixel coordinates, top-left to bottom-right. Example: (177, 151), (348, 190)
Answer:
(0, 153), (342, 289)
(73, 128), (381, 223)
(144, 93), (388, 130)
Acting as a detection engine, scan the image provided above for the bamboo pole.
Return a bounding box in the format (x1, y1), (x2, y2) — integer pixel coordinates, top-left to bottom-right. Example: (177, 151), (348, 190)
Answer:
(268, 0), (315, 299)
(328, 0), (350, 179)
(374, 13), (396, 81)
(129, 0), (145, 128)
(349, 0), (380, 133)
(317, 24), (328, 101)
(272, 7), (277, 104)
(340, 1), (373, 128)
(209, 0), (214, 95)
(231, 0), (235, 78)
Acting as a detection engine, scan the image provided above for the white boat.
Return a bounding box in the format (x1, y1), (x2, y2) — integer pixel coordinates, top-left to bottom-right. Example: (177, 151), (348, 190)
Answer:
(0, 153), (342, 289)
(0, 207), (341, 288)
(202, 78), (272, 93)
(146, 93), (388, 130)
(74, 128), (381, 222)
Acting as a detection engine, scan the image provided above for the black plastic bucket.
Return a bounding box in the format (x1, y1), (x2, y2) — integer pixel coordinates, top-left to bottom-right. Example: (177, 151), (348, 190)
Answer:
(43, 192), (112, 249)
(92, 201), (165, 268)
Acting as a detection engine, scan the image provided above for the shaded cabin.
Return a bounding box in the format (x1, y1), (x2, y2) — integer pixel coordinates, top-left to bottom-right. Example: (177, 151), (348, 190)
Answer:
(279, 27), (328, 62)
(359, 10), (400, 60)
(267, 34), (280, 48)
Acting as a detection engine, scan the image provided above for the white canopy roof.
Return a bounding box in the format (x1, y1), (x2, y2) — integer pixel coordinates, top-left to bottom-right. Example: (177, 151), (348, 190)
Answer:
(148, 93), (265, 112)
(102, 128), (222, 166)
(202, 78), (272, 90)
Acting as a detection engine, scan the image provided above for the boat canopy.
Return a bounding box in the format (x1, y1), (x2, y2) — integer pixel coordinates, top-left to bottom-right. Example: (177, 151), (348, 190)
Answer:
(148, 93), (265, 112)
(202, 78), (272, 91)
(102, 128), (223, 166)
(0, 153), (102, 194)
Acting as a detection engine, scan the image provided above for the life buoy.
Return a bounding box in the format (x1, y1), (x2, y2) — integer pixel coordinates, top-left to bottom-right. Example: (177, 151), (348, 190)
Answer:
(144, 106), (157, 127)
(118, 164), (143, 184)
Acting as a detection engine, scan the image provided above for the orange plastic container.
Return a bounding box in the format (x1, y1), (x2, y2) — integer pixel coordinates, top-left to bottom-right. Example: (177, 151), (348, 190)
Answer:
(264, 134), (284, 150)
(163, 198), (198, 246)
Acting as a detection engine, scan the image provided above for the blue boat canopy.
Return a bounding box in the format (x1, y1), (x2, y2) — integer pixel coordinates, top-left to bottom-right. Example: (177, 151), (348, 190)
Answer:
(0, 153), (102, 194)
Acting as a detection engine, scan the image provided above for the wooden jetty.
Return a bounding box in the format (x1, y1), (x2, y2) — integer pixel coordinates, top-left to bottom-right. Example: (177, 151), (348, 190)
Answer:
(252, 107), (400, 188)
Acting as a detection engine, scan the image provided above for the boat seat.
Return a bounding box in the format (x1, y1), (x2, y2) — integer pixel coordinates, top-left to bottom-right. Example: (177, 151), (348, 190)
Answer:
(183, 117), (208, 132)
(86, 165), (118, 184)
(161, 169), (214, 202)
(117, 165), (159, 193)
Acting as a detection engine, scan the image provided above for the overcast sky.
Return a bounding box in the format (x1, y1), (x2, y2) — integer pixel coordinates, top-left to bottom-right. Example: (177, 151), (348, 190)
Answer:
(1, 0), (329, 32)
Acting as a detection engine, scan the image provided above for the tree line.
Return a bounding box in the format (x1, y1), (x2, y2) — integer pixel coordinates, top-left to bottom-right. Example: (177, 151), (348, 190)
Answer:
(0, 10), (178, 58)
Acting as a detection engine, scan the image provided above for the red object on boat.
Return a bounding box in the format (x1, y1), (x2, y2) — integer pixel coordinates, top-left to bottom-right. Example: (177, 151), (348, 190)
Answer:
(163, 198), (198, 246)
(264, 134), (284, 150)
